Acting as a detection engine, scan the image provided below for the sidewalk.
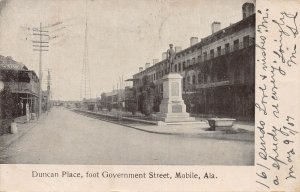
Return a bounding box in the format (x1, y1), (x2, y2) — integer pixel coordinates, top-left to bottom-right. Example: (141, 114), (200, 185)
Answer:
(74, 109), (255, 142)
(0, 117), (41, 150)
(76, 108), (255, 129)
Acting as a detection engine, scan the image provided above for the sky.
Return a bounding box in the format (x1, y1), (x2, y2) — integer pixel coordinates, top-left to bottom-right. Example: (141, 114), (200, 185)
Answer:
(0, 0), (255, 100)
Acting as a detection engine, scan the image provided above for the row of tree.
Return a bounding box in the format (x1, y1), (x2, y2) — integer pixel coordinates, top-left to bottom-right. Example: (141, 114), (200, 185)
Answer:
(94, 76), (162, 116)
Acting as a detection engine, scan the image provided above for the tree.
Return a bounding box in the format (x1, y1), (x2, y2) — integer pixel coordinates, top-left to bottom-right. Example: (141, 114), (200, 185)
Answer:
(139, 76), (155, 116)
(153, 95), (162, 112)
(125, 88), (137, 115)
(0, 86), (18, 119)
(128, 101), (137, 115)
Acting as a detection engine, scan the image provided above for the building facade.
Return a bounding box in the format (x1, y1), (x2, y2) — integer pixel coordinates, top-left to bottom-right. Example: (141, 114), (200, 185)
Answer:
(0, 55), (40, 134)
(131, 3), (255, 120)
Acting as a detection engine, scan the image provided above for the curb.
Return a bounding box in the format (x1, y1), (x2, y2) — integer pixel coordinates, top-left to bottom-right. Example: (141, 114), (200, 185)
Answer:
(73, 110), (175, 135)
(73, 110), (254, 142)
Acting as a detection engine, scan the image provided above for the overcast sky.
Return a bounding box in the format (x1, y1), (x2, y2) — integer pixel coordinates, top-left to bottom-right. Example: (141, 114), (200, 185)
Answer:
(0, 0), (254, 100)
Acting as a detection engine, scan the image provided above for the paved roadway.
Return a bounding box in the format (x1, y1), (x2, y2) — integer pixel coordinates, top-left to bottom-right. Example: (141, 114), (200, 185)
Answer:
(0, 107), (254, 165)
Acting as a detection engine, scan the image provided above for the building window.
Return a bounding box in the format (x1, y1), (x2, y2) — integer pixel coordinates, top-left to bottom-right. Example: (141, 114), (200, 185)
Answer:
(198, 55), (201, 62)
(234, 67), (240, 82)
(234, 39), (239, 51)
(203, 52), (207, 61)
(203, 64), (209, 83)
(192, 75), (196, 84)
(216, 63), (228, 81)
(243, 35), (249, 48)
(198, 73), (202, 83)
(192, 57), (196, 64)
(187, 59), (190, 66)
(204, 73), (208, 83)
(174, 64), (177, 72)
(187, 76), (190, 84)
(183, 78), (186, 90)
(217, 46), (221, 56)
(183, 62), (186, 70)
(178, 63), (181, 71)
(210, 49), (214, 59)
(225, 43), (230, 54)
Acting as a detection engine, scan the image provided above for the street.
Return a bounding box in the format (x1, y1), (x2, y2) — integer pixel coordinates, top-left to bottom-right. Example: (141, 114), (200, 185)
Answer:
(0, 107), (254, 165)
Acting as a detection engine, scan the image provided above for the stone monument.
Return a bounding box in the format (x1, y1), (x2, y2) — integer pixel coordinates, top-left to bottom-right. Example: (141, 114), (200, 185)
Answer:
(156, 73), (195, 122)
(155, 44), (196, 123)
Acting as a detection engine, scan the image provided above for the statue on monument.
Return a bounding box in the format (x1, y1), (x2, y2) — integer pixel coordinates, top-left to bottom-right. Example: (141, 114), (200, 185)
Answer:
(167, 44), (176, 73)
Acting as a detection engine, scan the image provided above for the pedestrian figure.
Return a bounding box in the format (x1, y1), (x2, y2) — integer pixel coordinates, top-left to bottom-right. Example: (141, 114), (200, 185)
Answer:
(26, 102), (30, 122)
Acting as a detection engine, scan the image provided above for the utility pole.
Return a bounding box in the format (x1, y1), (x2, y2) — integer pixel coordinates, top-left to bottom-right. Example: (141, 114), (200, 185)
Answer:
(47, 69), (51, 111)
(32, 22), (49, 117)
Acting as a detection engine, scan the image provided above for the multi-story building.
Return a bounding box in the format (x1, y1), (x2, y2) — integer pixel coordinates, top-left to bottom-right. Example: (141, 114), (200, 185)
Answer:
(0, 55), (40, 134)
(131, 2), (255, 120)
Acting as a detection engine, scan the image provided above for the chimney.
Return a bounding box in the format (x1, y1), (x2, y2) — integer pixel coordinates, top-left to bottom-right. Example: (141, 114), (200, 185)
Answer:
(175, 46), (182, 52)
(139, 67), (143, 72)
(211, 21), (221, 34)
(145, 63), (150, 69)
(153, 59), (159, 65)
(242, 2), (255, 19)
(162, 52), (167, 60)
(190, 37), (198, 46)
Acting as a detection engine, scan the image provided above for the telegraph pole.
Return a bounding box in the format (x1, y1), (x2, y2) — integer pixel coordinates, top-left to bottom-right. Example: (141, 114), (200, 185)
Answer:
(32, 22), (49, 117)
(47, 69), (52, 111)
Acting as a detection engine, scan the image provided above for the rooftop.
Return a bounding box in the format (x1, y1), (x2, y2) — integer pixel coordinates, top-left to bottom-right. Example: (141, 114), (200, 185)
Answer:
(0, 55), (28, 71)
(133, 13), (255, 77)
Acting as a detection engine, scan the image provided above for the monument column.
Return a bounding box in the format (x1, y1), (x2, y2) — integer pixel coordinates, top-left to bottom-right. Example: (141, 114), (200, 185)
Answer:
(156, 73), (195, 122)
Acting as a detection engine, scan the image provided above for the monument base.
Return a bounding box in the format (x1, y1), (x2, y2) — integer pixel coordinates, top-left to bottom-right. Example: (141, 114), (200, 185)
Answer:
(155, 99), (195, 122)
(155, 73), (195, 123)
(155, 114), (195, 123)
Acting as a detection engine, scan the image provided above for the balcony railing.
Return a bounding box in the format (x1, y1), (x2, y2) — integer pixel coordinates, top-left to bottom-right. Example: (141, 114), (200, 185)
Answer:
(196, 80), (230, 89)
(6, 82), (39, 95)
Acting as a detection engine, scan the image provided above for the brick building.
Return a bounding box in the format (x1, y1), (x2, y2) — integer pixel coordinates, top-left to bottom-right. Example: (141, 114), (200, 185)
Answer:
(131, 3), (255, 120)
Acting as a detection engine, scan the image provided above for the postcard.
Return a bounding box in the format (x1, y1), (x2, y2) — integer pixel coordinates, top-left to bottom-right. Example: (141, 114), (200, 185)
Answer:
(0, 0), (299, 191)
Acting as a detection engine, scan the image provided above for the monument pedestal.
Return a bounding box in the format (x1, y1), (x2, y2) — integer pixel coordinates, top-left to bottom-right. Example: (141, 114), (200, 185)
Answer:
(156, 73), (195, 122)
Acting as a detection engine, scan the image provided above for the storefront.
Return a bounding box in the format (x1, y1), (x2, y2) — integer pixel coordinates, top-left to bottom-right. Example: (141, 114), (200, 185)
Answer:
(0, 57), (39, 134)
